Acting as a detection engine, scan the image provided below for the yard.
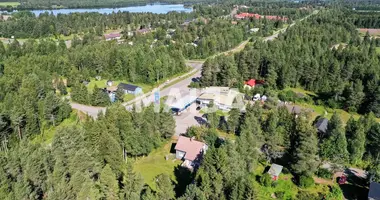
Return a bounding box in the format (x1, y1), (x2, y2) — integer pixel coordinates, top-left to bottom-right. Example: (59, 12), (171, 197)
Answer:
(133, 140), (182, 190)
(86, 79), (153, 102)
(253, 164), (344, 199)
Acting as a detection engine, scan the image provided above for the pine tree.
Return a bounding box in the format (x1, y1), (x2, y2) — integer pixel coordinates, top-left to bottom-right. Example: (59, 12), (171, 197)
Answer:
(291, 115), (319, 176)
(115, 87), (125, 102)
(155, 174), (175, 200)
(346, 117), (366, 164)
(92, 84), (111, 106)
(367, 123), (380, 161)
(100, 164), (119, 200)
(227, 108), (241, 134)
(320, 113), (349, 164)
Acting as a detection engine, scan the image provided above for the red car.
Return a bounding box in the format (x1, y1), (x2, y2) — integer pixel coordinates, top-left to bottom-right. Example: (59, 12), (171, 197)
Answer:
(338, 175), (347, 184)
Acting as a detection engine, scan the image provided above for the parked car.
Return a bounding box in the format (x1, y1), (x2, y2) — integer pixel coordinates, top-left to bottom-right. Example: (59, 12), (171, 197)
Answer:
(253, 94), (261, 101)
(338, 175), (347, 184)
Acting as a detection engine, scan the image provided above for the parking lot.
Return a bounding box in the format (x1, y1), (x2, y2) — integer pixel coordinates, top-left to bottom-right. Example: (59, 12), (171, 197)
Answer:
(174, 103), (205, 136)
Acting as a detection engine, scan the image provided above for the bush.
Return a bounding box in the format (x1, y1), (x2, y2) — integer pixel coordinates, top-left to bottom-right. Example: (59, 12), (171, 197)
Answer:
(296, 191), (319, 200)
(260, 173), (272, 187)
(275, 191), (285, 199)
(299, 175), (314, 188)
(316, 168), (333, 179)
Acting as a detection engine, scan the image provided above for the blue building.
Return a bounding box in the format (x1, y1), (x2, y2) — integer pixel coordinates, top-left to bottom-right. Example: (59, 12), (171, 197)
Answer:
(118, 83), (143, 95)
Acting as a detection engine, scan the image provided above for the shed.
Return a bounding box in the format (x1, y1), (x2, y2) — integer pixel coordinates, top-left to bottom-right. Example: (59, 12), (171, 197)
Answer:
(268, 164), (283, 180)
(315, 118), (328, 134)
(369, 182), (380, 200)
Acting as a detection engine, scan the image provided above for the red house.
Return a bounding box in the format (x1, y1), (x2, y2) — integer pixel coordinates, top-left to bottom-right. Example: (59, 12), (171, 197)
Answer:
(244, 79), (256, 90)
(235, 13), (261, 20)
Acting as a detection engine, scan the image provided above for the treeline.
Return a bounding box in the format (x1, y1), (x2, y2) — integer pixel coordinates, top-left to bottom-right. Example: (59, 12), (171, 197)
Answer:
(17, 0), (214, 9)
(0, 11), (195, 38)
(0, 104), (175, 199)
(347, 11), (380, 28)
(200, 9), (380, 117)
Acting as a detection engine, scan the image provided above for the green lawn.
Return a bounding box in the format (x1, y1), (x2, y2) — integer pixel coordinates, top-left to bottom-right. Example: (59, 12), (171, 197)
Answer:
(87, 79), (153, 93)
(253, 164), (343, 199)
(0, 2), (20, 7)
(31, 112), (78, 145)
(133, 140), (181, 190)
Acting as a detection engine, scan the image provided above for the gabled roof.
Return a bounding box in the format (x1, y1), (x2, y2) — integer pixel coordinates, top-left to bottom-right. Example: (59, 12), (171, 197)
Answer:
(268, 164), (283, 177)
(369, 182), (380, 200)
(245, 79), (256, 87)
(175, 136), (207, 161)
(118, 83), (140, 91)
(315, 118), (328, 133)
(104, 33), (121, 39)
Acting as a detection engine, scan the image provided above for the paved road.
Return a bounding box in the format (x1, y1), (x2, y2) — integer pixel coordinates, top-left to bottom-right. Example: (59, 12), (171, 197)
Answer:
(69, 11), (318, 128)
(69, 61), (203, 117)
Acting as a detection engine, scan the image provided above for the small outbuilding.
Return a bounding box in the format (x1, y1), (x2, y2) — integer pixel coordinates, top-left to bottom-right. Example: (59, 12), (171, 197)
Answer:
(368, 182), (380, 200)
(268, 164), (283, 181)
(315, 118), (329, 134)
(118, 83), (143, 95)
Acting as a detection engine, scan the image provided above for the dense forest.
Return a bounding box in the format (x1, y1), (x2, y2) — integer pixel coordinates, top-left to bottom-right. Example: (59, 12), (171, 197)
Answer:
(0, 104), (176, 199)
(1, 1), (380, 199)
(200, 9), (380, 117)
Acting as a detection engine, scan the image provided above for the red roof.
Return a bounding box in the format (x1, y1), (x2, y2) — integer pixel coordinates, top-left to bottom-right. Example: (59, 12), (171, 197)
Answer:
(264, 15), (288, 21)
(175, 136), (207, 161)
(245, 79), (256, 87)
(235, 13), (261, 19)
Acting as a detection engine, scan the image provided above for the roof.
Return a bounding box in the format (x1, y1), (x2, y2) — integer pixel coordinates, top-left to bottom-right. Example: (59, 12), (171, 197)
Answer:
(107, 86), (118, 92)
(369, 182), (380, 200)
(137, 28), (150, 33)
(175, 136), (207, 161)
(104, 33), (121, 39)
(168, 95), (197, 110)
(268, 164), (283, 177)
(235, 13), (261, 19)
(315, 118), (328, 133)
(245, 79), (256, 87)
(118, 83), (140, 91)
(197, 87), (241, 107)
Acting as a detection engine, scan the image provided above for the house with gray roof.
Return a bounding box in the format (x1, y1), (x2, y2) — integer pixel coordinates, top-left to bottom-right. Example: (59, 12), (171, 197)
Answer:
(369, 182), (380, 200)
(268, 164), (283, 181)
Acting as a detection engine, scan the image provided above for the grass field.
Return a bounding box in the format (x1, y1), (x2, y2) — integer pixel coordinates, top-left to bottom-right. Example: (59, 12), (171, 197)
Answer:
(133, 140), (181, 190)
(0, 2), (20, 7)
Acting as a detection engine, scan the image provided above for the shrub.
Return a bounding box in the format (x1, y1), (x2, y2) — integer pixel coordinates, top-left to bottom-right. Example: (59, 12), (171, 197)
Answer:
(299, 175), (314, 188)
(260, 173), (272, 187)
(275, 191), (285, 199)
(296, 191), (319, 200)
(316, 168), (333, 179)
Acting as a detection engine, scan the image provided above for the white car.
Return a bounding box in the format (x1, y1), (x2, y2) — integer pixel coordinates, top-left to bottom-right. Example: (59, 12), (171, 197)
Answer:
(253, 94), (261, 101)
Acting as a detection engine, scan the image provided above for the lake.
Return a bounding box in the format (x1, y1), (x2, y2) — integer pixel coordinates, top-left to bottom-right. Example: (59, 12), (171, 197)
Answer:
(19, 4), (192, 16)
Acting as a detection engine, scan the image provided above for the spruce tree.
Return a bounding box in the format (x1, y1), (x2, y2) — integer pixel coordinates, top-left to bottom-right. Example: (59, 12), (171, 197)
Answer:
(291, 115), (319, 176)
(320, 113), (349, 164)
(346, 117), (366, 164)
